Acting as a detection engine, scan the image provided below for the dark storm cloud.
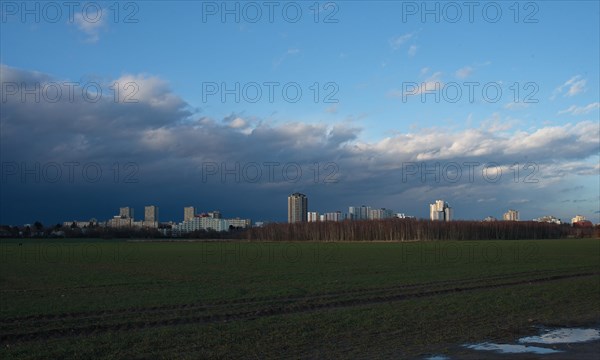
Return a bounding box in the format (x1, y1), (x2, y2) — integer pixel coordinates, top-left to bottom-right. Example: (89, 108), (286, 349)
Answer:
(1, 65), (598, 224)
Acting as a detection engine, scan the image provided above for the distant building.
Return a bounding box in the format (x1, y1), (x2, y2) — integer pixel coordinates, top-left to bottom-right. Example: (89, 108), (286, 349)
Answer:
(348, 206), (359, 220)
(108, 216), (133, 228)
(171, 216), (251, 234)
(534, 215), (561, 224)
(145, 205), (158, 222)
(349, 205), (371, 220)
(307, 211), (319, 222)
(324, 211), (344, 222)
(62, 219), (98, 228)
(503, 209), (519, 221)
(184, 206), (195, 222)
(227, 218), (251, 228)
(288, 193), (308, 223)
(119, 207), (134, 219)
(573, 220), (593, 228)
(208, 211), (221, 219)
(368, 208), (394, 220)
(430, 200), (452, 221)
(571, 215), (586, 224)
(144, 205), (159, 228)
(483, 216), (497, 222)
(108, 207), (135, 228)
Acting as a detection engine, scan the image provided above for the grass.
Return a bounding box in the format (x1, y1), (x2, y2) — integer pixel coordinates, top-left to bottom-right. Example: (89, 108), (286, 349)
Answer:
(1, 238), (599, 358)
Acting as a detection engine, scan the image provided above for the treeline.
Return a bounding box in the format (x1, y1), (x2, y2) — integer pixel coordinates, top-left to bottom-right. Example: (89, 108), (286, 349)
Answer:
(3, 220), (597, 241)
(0, 224), (163, 239)
(180, 227), (247, 239)
(244, 219), (594, 242)
(0, 224), (247, 239)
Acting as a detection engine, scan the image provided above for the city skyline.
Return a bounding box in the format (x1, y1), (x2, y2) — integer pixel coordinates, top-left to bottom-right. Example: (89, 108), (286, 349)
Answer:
(5, 196), (594, 228)
(1, 2), (599, 225)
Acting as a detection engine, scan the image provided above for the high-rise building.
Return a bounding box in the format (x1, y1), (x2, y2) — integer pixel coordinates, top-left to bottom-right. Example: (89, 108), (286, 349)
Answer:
(144, 205), (159, 226)
(288, 193), (308, 223)
(360, 205), (370, 220)
(208, 211), (221, 219)
(307, 211), (319, 222)
(534, 215), (561, 224)
(349, 205), (370, 220)
(571, 215), (586, 224)
(119, 207), (134, 219)
(503, 209), (519, 221)
(108, 216), (133, 228)
(348, 206), (358, 220)
(171, 217), (251, 234)
(226, 218), (251, 228)
(368, 208), (394, 220)
(184, 206), (195, 222)
(430, 200), (452, 221)
(324, 211), (344, 222)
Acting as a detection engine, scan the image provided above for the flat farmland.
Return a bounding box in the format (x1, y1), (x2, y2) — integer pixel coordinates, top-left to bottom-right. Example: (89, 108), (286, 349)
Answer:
(1, 239), (599, 359)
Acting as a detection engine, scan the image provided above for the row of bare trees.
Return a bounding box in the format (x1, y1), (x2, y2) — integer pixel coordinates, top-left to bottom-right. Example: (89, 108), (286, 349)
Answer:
(3, 219), (596, 241)
(244, 219), (591, 242)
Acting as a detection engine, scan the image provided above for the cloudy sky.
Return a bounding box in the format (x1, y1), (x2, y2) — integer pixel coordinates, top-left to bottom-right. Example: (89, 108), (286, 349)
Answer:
(1, 1), (598, 225)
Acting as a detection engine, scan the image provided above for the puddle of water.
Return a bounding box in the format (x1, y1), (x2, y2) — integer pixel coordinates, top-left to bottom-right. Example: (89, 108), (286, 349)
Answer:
(519, 328), (600, 344)
(464, 342), (562, 354)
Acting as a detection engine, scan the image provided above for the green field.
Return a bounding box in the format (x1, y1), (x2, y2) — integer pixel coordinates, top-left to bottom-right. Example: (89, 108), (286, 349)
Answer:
(1, 238), (599, 359)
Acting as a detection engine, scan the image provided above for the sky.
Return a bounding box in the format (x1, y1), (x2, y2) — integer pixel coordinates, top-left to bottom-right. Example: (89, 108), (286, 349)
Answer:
(0, 1), (599, 225)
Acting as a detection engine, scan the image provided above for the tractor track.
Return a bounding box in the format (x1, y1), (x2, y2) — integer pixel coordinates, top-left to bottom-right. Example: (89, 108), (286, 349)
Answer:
(1, 266), (594, 325)
(1, 270), (598, 343)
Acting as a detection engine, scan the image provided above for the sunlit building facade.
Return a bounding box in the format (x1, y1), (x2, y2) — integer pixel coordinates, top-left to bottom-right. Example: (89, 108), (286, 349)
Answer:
(288, 193), (308, 223)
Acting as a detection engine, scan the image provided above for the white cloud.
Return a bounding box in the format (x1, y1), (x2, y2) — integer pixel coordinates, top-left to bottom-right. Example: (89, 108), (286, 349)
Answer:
(229, 117), (247, 129)
(392, 71), (443, 97)
(140, 128), (176, 150)
(480, 113), (517, 132)
(455, 66), (473, 79)
(74, 11), (105, 43)
(552, 75), (587, 99)
(389, 33), (414, 50)
(504, 102), (530, 110)
(558, 102), (600, 115)
(325, 104), (338, 114)
(274, 48), (300, 67)
(509, 199), (530, 204)
(112, 74), (184, 110)
(408, 45), (417, 56)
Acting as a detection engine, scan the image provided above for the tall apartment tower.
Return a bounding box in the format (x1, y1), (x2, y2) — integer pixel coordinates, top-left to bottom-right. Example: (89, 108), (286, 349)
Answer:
(119, 207), (134, 219)
(288, 193), (308, 223)
(430, 200), (452, 221)
(348, 205), (370, 220)
(144, 205), (159, 223)
(503, 209), (519, 221)
(184, 206), (195, 222)
(571, 215), (586, 224)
